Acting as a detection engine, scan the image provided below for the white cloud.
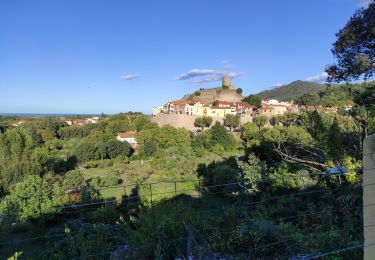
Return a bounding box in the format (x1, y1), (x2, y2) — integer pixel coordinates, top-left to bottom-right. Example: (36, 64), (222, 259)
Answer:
(356, 0), (372, 7)
(305, 72), (328, 84)
(176, 60), (243, 85)
(272, 83), (284, 88)
(191, 72), (243, 84)
(120, 74), (140, 80)
(176, 69), (218, 80)
(220, 60), (235, 70)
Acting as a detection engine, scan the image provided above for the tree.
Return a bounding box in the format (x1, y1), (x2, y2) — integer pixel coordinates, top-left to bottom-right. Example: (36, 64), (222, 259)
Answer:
(0, 175), (62, 221)
(241, 122), (260, 148)
(242, 94), (262, 108)
(74, 141), (101, 161)
(141, 139), (158, 157)
(253, 116), (268, 132)
(0, 128), (41, 192)
(224, 114), (240, 132)
(63, 170), (85, 191)
(236, 88), (243, 95)
(104, 139), (132, 159)
(209, 122), (235, 151)
(350, 83), (375, 147)
(326, 1), (375, 82)
(194, 116), (213, 131)
(237, 153), (267, 193)
(295, 93), (320, 106)
(29, 128), (44, 147)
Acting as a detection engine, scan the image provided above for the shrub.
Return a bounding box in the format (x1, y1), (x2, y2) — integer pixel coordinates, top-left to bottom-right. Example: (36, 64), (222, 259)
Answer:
(86, 205), (119, 224)
(74, 141), (101, 161)
(63, 170), (85, 191)
(104, 140), (132, 159)
(89, 176), (120, 189)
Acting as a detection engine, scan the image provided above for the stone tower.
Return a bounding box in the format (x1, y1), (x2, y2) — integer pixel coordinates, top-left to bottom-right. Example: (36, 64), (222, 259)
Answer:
(222, 75), (234, 89)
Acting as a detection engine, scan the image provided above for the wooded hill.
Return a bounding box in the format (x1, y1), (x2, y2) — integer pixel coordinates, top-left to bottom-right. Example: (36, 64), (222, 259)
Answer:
(256, 80), (327, 101)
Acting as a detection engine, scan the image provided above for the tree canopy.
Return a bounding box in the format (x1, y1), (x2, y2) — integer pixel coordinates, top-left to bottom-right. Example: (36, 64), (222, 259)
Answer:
(242, 94), (262, 108)
(326, 1), (375, 82)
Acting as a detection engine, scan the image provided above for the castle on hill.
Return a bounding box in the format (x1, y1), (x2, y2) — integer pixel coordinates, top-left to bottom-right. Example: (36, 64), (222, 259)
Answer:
(152, 76), (256, 118)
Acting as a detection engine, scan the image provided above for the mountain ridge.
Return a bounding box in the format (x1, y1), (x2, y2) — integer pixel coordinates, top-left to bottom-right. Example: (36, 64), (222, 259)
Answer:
(256, 80), (327, 101)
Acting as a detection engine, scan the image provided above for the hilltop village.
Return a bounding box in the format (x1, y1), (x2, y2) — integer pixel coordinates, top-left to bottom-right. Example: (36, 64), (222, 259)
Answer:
(152, 76), (305, 130)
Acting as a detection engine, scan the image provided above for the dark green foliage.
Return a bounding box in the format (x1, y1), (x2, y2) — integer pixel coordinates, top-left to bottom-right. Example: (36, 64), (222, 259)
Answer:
(194, 91), (201, 96)
(59, 124), (96, 139)
(29, 128), (44, 147)
(209, 122), (236, 151)
(326, 1), (375, 82)
(45, 225), (115, 259)
(154, 218), (180, 260)
(63, 170), (85, 191)
(295, 93), (320, 106)
(0, 175), (62, 221)
(325, 118), (346, 160)
(74, 141), (102, 161)
(236, 88), (243, 94)
(0, 128), (41, 191)
(242, 94), (262, 108)
(86, 206), (120, 224)
(104, 140), (132, 159)
(89, 176), (120, 189)
(141, 139), (158, 157)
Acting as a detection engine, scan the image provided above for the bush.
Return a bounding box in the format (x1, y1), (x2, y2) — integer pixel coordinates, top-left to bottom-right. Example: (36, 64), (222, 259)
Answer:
(89, 176), (120, 189)
(63, 170), (85, 191)
(104, 140), (132, 159)
(86, 205), (120, 224)
(74, 141), (102, 161)
(84, 159), (114, 169)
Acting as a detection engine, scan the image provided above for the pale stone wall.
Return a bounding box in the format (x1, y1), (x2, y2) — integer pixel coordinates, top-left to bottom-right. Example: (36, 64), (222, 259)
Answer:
(363, 135), (375, 259)
(183, 88), (243, 104)
(151, 114), (252, 131)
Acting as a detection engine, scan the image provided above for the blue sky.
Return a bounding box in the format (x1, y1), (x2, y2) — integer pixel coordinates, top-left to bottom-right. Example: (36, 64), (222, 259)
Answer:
(0, 0), (370, 114)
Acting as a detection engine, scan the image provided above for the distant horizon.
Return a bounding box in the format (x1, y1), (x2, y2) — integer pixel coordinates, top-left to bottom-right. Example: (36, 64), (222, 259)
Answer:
(0, 112), (152, 117)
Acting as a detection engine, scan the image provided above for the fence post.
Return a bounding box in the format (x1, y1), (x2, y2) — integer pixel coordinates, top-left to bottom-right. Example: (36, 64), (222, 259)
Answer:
(184, 223), (193, 260)
(363, 135), (375, 259)
(149, 183), (153, 207)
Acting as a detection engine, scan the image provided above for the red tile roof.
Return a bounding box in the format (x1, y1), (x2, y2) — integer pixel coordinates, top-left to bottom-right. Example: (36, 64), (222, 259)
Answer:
(118, 131), (135, 138)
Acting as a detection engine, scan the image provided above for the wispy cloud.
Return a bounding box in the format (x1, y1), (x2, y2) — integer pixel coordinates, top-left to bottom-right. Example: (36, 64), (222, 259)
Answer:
(120, 74), (140, 80)
(176, 69), (218, 80)
(191, 72), (242, 84)
(355, 0), (372, 7)
(220, 60), (235, 70)
(272, 83), (284, 89)
(305, 72), (328, 84)
(177, 61), (243, 85)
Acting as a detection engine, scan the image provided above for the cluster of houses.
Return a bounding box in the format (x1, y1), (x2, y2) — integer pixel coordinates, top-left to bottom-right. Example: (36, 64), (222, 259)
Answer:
(153, 98), (302, 119)
(64, 116), (100, 126)
(153, 100), (258, 118)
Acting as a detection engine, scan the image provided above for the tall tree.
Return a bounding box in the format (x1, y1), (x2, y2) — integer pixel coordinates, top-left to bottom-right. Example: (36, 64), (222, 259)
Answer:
(253, 116), (268, 132)
(326, 1), (375, 82)
(242, 94), (262, 108)
(194, 116), (212, 131)
(224, 114), (240, 132)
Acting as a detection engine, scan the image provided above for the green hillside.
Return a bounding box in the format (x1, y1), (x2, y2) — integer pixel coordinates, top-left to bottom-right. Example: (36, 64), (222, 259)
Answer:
(256, 80), (327, 100)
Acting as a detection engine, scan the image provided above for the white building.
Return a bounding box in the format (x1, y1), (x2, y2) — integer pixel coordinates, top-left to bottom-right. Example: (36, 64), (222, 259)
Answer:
(153, 106), (164, 116)
(117, 131), (137, 149)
